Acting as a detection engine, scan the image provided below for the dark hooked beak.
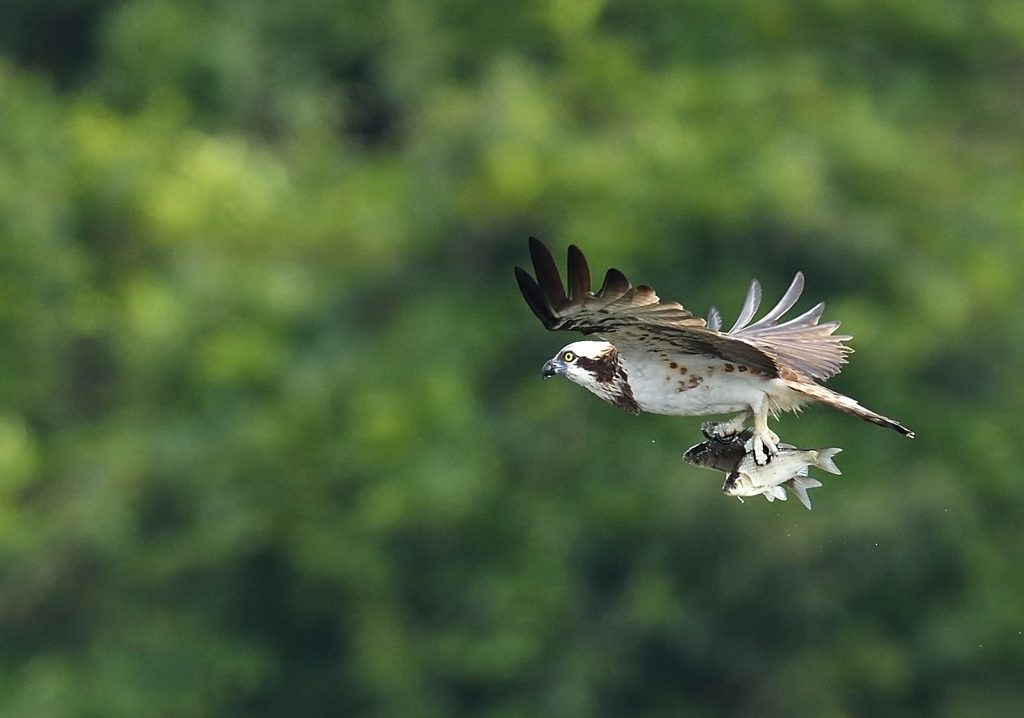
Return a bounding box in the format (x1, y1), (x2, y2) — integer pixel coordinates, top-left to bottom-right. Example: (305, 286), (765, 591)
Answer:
(541, 359), (562, 378)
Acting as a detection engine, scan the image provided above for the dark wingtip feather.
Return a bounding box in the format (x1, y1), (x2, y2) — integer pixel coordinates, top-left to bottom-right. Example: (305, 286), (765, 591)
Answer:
(528, 236), (567, 307)
(515, 266), (556, 329)
(597, 267), (631, 298)
(566, 244), (591, 300)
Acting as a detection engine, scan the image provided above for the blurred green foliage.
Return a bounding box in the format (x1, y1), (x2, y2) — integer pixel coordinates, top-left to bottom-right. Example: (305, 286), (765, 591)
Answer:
(0, 1), (1023, 716)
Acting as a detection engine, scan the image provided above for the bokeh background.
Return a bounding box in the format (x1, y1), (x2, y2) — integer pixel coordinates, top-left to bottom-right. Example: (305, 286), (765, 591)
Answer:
(1, 1), (1023, 716)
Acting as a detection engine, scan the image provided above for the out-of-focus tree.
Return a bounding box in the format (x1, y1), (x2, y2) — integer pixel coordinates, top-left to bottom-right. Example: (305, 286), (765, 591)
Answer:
(0, 1), (1022, 716)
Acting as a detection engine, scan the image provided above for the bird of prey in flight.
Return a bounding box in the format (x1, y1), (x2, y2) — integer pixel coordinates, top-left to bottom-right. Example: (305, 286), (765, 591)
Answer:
(515, 237), (913, 464)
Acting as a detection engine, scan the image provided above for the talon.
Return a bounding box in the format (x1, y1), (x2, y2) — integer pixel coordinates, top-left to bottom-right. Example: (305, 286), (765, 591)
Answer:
(702, 421), (736, 439)
(702, 412), (751, 440)
(753, 440), (770, 466)
(745, 431), (780, 466)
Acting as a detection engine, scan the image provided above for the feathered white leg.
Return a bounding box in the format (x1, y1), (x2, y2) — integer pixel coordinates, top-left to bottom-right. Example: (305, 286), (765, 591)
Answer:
(744, 398), (779, 466)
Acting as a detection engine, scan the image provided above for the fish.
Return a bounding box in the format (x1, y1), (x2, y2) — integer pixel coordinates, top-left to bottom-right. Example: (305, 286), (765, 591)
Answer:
(748, 475), (824, 510)
(722, 447), (842, 509)
(684, 429), (841, 509)
(682, 428), (752, 473)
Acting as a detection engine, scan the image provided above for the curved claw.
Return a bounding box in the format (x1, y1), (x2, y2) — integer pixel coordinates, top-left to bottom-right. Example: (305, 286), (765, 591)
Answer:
(745, 429), (780, 466)
(701, 412), (752, 440)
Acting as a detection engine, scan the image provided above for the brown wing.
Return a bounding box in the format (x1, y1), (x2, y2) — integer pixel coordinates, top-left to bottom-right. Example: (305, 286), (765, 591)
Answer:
(515, 237), (702, 331)
(515, 238), (855, 380)
(515, 237), (778, 374)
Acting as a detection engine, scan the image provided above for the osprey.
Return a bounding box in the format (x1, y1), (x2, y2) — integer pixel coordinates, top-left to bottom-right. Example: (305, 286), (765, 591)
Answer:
(515, 237), (913, 463)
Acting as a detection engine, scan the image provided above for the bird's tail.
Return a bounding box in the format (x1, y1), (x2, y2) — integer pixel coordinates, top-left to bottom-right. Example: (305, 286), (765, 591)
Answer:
(786, 381), (915, 438)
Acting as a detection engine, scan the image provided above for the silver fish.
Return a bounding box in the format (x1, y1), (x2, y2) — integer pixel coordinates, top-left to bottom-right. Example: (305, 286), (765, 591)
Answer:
(723, 447), (842, 509)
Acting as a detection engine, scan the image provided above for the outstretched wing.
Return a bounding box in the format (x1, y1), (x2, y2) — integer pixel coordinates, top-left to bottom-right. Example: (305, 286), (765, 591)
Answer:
(515, 237), (703, 332)
(515, 237), (852, 381)
(716, 273), (852, 380)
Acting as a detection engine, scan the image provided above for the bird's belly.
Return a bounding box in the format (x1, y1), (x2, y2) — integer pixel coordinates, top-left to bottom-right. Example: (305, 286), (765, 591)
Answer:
(624, 355), (773, 417)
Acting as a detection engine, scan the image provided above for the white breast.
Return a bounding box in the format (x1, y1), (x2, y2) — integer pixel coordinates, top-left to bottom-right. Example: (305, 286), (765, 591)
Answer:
(620, 350), (790, 417)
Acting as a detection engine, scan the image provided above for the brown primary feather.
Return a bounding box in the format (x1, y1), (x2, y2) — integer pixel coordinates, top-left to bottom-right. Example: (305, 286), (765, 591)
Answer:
(566, 244), (590, 298)
(517, 237), (709, 332)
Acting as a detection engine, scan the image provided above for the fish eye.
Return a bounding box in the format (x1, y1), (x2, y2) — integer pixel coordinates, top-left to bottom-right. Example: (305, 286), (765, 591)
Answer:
(562, 351), (576, 363)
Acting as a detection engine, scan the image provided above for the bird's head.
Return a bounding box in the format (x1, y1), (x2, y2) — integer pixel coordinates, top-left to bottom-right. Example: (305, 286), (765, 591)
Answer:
(540, 340), (640, 413)
(542, 340), (615, 381)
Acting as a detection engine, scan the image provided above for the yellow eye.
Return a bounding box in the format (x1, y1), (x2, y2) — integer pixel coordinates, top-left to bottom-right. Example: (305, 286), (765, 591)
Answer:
(562, 351), (576, 363)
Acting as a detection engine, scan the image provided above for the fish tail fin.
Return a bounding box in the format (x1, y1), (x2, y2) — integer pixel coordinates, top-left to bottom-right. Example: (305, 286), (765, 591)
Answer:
(787, 476), (823, 510)
(813, 447), (843, 475)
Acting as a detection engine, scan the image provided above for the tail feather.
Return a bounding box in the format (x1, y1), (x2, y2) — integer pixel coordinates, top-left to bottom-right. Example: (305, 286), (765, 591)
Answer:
(786, 380), (915, 438)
